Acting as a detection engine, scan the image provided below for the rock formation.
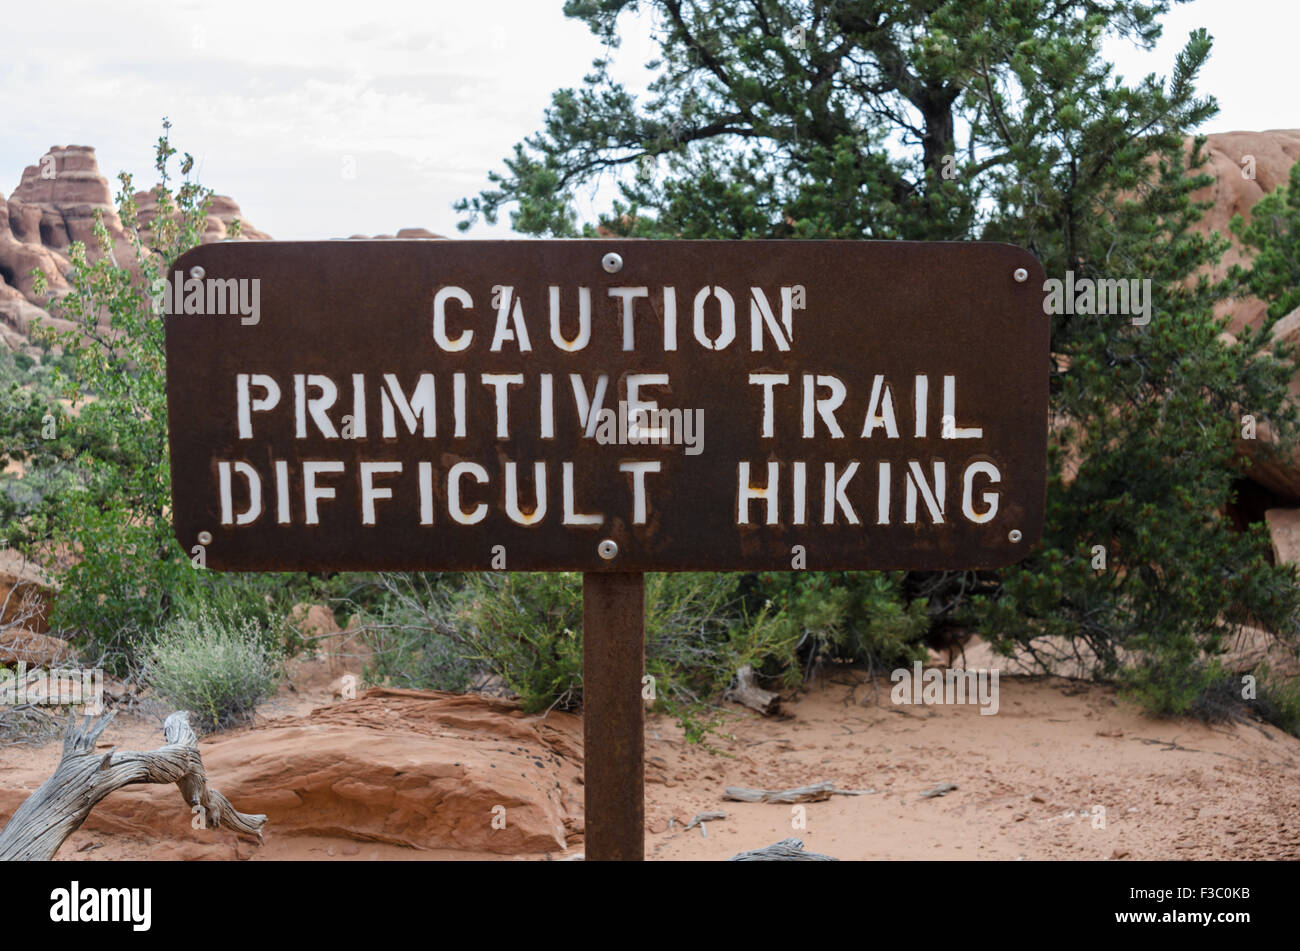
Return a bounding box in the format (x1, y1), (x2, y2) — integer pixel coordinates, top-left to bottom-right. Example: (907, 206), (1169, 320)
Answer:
(0, 145), (268, 348)
(0, 689), (586, 857)
(0, 145), (448, 351)
(342, 228), (446, 239)
(1189, 130), (1300, 333)
(8, 145), (126, 257)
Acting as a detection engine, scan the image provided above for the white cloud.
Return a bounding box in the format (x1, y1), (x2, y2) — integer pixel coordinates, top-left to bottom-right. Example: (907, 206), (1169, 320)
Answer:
(2, 0), (1293, 240)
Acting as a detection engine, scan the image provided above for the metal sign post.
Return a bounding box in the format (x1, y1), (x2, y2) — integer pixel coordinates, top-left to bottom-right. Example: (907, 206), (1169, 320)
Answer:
(582, 572), (645, 861)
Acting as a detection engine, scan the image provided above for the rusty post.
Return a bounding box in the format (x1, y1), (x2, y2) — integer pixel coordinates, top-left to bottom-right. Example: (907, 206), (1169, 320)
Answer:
(582, 572), (645, 861)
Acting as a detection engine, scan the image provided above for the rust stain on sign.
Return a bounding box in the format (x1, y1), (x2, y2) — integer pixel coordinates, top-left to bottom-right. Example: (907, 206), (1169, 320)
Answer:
(164, 240), (1047, 572)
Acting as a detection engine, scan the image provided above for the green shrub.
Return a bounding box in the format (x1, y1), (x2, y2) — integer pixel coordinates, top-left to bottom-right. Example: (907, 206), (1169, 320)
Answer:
(1252, 662), (1300, 736)
(1119, 651), (1227, 718)
(13, 120), (215, 670)
(358, 573), (479, 693)
(457, 572), (585, 711)
(168, 571), (368, 661)
(644, 571), (751, 703)
(142, 608), (281, 732)
(1231, 160), (1300, 321)
(359, 571), (803, 739)
(354, 569), (923, 741)
(748, 571), (930, 682)
(365, 572), (584, 711)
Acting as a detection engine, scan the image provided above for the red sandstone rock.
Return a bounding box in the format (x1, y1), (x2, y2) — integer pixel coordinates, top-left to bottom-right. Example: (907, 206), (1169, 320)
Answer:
(10, 146), (127, 261)
(1189, 130), (1300, 334)
(0, 145), (271, 349)
(3, 689), (586, 856)
(0, 567), (54, 634)
(0, 628), (71, 667)
(1265, 507), (1300, 565)
(133, 188), (271, 244)
(1233, 307), (1300, 500)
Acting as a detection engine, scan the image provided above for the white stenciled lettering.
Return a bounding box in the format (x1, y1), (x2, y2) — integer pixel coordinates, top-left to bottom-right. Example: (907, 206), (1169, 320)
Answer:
(433, 286), (473, 351)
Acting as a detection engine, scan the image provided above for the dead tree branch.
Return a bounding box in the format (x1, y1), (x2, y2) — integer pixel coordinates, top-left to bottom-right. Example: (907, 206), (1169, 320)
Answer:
(729, 838), (839, 861)
(0, 710), (267, 860)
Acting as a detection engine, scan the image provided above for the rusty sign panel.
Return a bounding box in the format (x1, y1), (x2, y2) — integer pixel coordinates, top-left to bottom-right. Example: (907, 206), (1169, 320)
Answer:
(164, 240), (1047, 572)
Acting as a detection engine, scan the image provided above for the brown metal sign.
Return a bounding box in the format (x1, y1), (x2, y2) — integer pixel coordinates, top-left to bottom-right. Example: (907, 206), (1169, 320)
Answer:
(164, 240), (1047, 572)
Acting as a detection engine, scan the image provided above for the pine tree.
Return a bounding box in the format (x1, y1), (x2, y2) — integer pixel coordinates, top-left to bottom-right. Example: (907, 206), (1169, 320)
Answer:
(460, 0), (1300, 714)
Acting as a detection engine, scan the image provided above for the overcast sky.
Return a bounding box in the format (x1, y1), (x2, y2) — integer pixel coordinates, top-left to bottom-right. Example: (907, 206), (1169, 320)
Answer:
(3, 0), (1294, 240)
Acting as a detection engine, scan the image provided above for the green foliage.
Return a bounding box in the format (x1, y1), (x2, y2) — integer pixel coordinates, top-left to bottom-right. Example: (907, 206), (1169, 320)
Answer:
(358, 572), (515, 695)
(455, 572), (586, 712)
(978, 124), (1300, 712)
(749, 572), (930, 683)
(365, 618), (479, 695)
(460, 0), (1175, 242)
(462, 0), (1300, 719)
(1253, 662), (1300, 736)
(3, 123), (344, 673)
(1231, 159), (1300, 321)
(643, 571), (759, 703)
(12, 120), (214, 669)
(359, 571), (809, 740)
(0, 352), (75, 546)
(170, 572), (313, 659)
(141, 607), (281, 732)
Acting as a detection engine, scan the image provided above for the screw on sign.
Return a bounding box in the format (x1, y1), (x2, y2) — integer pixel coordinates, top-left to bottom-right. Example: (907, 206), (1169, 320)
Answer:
(163, 239), (1048, 861)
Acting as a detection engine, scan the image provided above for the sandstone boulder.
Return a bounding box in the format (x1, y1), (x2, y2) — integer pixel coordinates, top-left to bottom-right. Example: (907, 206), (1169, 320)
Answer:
(9, 146), (126, 260)
(205, 194), (272, 241)
(0, 566), (54, 634)
(287, 604), (371, 680)
(342, 228), (446, 239)
(0, 628), (70, 667)
(1, 689), (585, 856)
(289, 603), (340, 641)
(0, 230), (70, 304)
(134, 189), (271, 244)
(1174, 132), (1300, 512)
(0, 279), (51, 339)
(1265, 507), (1300, 564)
(1217, 623), (1300, 676)
(1233, 308), (1300, 501)
(1190, 130), (1300, 334)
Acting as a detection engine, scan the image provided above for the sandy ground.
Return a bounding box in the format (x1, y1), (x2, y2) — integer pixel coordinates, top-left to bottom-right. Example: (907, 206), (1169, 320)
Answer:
(642, 673), (1300, 860)
(2, 669), (1297, 860)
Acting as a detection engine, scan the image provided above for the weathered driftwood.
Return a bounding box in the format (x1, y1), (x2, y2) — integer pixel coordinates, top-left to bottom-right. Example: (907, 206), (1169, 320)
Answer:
(729, 838), (838, 861)
(683, 810), (726, 831)
(919, 781), (958, 799)
(0, 710), (267, 861)
(723, 665), (780, 716)
(723, 782), (877, 803)
(724, 781), (835, 803)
